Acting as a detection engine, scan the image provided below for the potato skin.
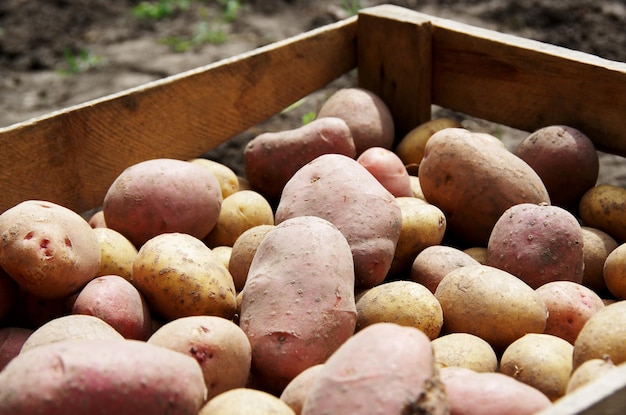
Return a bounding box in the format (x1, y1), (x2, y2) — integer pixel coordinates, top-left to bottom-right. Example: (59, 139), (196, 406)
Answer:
(419, 128), (550, 246)
(603, 242), (626, 300)
(581, 226), (618, 295)
(0, 338), (207, 415)
(275, 154), (402, 288)
(431, 332), (497, 373)
(189, 158), (240, 199)
(93, 227), (138, 281)
(0, 200), (101, 299)
(357, 147), (412, 197)
(566, 357), (617, 394)
(199, 388), (296, 415)
(228, 225), (274, 291)
(239, 216), (356, 394)
(244, 117), (356, 201)
(579, 184), (626, 243)
(280, 364), (324, 415)
(410, 245), (480, 293)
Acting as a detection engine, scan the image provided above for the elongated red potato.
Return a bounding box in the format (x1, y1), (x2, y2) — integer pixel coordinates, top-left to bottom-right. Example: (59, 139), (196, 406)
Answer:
(357, 147), (412, 197)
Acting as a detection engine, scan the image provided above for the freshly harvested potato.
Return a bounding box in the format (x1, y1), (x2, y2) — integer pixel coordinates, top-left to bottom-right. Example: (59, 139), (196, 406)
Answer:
(280, 364), (324, 415)
(0, 327), (33, 371)
(581, 226), (618, 295)
(431, 332), (498, 373)
(579, 184), (626, 243)
(514, 125), (599, 209)
(211, 246), (232, 271)
(189, 158), (239, 199)
(419, 128), (550, 246)
(410, 245), (480, 293)
(566, 357), (617, 393)
(395, 117), (462, 174)
(132, 233), (237, 321)
(440, 366), (551, 415)
(435, 264), (547, 352)
(103, 158), (223, 247)
(243, 117), (356, 200)
(500, 333), (574, 401)
(199, 388), (295, 415)
(487, 203), (584, 288)
(93, 227), (138, 281)
(408, 175), (427, 201)
(87, 209), (107, 228)
(301, 323), (449, 415)
(316, 87), (395, 155)
(148, 315), (251, 400)
(573, 300), (626, 369)
(239, 216), (356, 394)
(357, 147), (412, 197)
(355, 280), (443, 339)
(0, 200), (101, 299)
(20, 314), (124, 353)
(0, 338), (207, 415)
(204, 190), (274, 248)
(389, 198), (446, 277)
(535, 281), (605, 344)
(603, 242), (626, 299)
(228, 225), (274, 291)
(0, 267), (19, 320)
(275, 154), (402, 288)
(72, 275), (152, 341)
(462, 246), (489, 264)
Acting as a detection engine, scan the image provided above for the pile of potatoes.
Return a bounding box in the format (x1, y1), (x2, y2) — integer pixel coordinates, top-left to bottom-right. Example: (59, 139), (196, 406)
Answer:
(1, 86), (626, 415)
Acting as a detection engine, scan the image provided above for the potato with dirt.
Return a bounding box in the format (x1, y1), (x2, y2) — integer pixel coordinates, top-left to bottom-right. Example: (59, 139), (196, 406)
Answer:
(579, 184), (626, 243)
(275, 153), (402, 288)
(566, 357), (617, 393)
(239, 215), (356, 394)
(0, 200), (101, 299)
(581, 226), (618, 295)
(243, 117), (356, 201)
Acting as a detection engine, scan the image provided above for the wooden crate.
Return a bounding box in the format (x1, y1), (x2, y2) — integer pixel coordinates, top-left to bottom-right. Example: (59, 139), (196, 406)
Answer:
(0, 5), (625, 412)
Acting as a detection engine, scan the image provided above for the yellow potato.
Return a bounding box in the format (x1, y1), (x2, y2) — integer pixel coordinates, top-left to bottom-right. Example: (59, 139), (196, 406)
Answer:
(189, 158), (239, 199)
(408, 175), (427, 201)
(228, 224), (274, 292)
(93, 227), (138, 281)
(431, 332), (498, 373)
(462, 246), (489, 265)
(581, 226), (618, 295)
(579, 184), (626, 243)
(199, 388), (295, 415)
(603, 242), (626, 300)
(566, 357), (617, 394)
(211, 246), (233, 272)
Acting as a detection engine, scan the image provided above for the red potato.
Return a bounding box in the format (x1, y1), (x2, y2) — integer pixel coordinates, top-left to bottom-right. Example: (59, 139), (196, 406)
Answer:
(275, 154), (402, 288)
(301, 323), (449, 415)
(243, 117), (356, 201)
(357, 147), (412, 197)
(103, 158), (223, 247)
(239, 216), (357, 394)
(0, 327), (33, 371)
(0, 338), (207, 415)
(72, 275), (152, 341)
(0, 200), (101, 299)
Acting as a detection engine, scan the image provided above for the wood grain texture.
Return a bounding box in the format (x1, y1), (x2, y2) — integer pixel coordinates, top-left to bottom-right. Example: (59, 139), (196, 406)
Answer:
(0, 16), (357, 214)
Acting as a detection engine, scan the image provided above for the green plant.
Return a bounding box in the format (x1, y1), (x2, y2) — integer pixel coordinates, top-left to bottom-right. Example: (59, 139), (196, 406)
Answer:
(301, 111), (317, 125)
(218, 0), (241, 23)
(56, 48), (104, 75)
(132, 0), (192, 20)
(341, 0), (361, 16)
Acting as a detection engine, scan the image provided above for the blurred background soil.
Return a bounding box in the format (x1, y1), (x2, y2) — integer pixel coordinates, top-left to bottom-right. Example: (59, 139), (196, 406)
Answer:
(1, 0), (625, 183)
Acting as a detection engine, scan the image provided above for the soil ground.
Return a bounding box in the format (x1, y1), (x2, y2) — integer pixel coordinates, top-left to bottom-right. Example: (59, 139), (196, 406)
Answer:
(1, 0), (625, 184)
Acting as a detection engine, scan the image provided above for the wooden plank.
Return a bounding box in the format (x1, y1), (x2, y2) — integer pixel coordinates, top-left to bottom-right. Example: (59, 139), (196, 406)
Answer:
(357, 6), (433, 140)
(0, 16), (357, 214)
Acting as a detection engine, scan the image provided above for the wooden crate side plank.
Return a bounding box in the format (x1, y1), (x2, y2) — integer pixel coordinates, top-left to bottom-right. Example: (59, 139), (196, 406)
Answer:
(357, 6), (433, 140)
(0, 17), (357, 214)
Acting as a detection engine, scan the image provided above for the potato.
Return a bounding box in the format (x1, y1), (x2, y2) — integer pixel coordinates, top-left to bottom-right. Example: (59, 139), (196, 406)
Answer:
(189, 158), (239, 199)
(440, 366), (552, 415)
(581, 226), (618, 295)
(579, 184), (626, 243)
(0, 200), (101, 299)
(355, 280), (443, 339)
(500, 333), (574, 401)
(301, 323), (449, 415)
(275, 154), (402, 288)
(71, 275), (152, 341)
(603, 242), (626, 300)
(316, 87), (394, 156)
(573, 300), (626, 369)
(239, 216), (356, 394)
(132, 233), (237, 321)
(408, 175), (427, 200)
(566, 356), (617, 393)
(357, 147), (412, 197)
(463, 246), (489, 264)
(20, 314), (124, 353)
(243, 117), (355, 200)
(228, 224), (274, 291)
(93, 227), (138, 281)
(535, 281), (605, 344)
(419, 128), (550, 246)
(280, 364), (324, 415)
(0, 327), (33, 371)
(199, 388), (295, 415)
(410, 245), (480, 293)
(434, 264), (547, 352)
(103, 158), (223, 247)
(203, 190), (274, 248)
(487, 202), (584, 289)
(431, 332), (498, 373)
(88, 209), (107, 228)
(211, 246), (232, 271)
(389, 198), (446, 277)
(514, 125), (599, 209)
(148, 315), (251, 400)
(0, 266), (19, 320)
(0, 338), (207, 415)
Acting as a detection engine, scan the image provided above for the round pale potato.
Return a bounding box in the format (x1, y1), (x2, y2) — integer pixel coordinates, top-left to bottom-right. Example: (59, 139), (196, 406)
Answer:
(0, 200), (101, 299)
(410, 245), (480, 293)
(211, 246), (233, 271)
(431, 332), (498, 373)
(132, 232), (237, 321)
(581, 226), (618, 295)
(189, 158), (239, 199)
(228, 225), (274, 292)
(355, 280), (443, 339)
(280, 364), (324, 415)
(408, 175), (427, 201)
(199, 388), (295, 415)
(579, 184), (626, 243)
(566, 357), (617, 394)
(462, 246), (489, 264)
(87, 209), (107, 228)
(93, 227), (138, 281)
(500, 333), (574, 401)
(603, 242), (626, 300)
